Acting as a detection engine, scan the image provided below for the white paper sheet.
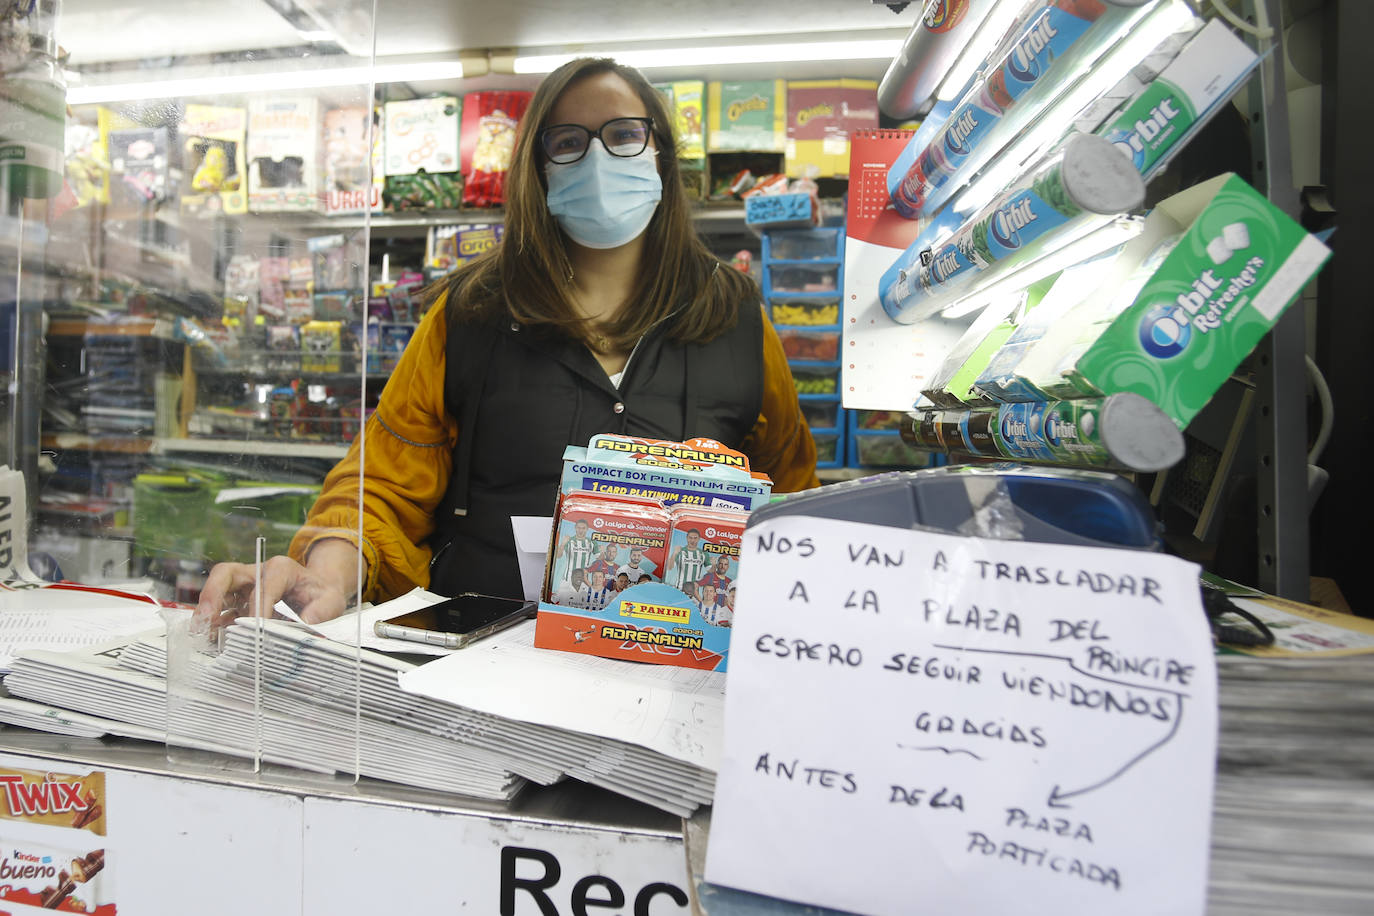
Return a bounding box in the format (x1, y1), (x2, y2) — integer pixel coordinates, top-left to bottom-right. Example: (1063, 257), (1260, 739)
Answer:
(398, 618), (727, 769)
(705, 515), (1218, 916)
(0, 585), (167, 672)
(308, 587), (451, 656)
(512, 515), (554, 602)
(0, 465), (40, 583)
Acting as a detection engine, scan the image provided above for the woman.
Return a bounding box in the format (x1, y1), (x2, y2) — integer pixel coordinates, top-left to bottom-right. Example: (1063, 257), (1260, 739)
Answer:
(197, 57), (819, 625)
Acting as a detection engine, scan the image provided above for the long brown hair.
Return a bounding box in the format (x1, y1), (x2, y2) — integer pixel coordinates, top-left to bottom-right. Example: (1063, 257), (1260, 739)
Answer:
(439, 57), (757, 347)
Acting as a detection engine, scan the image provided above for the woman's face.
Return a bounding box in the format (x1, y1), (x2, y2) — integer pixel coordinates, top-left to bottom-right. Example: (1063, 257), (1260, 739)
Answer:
(546, 71), (656, 166)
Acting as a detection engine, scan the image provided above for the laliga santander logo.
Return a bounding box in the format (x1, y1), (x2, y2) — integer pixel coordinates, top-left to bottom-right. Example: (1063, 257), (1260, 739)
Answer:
(1138, 301), (1193, 358)
(592, 517), (606, 529)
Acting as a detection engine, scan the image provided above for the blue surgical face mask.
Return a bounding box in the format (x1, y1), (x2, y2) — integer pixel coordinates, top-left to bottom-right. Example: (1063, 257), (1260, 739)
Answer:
(545, 142), (662, 250)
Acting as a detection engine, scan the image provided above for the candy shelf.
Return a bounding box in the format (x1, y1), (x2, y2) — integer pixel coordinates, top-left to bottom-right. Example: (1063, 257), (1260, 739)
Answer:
(762, 225), (847, 469)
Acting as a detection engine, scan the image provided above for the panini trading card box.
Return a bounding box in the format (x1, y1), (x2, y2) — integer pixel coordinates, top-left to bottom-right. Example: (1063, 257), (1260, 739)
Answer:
(534, 434), (773, 671)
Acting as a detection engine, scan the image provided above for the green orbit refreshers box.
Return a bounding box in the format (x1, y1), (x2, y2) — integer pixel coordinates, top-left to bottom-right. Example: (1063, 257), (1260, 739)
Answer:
(1069, 173), (1331, 428)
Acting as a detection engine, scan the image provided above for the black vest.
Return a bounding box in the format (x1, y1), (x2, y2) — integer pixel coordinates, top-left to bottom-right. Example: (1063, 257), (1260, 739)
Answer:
(428, 301), (764, 598)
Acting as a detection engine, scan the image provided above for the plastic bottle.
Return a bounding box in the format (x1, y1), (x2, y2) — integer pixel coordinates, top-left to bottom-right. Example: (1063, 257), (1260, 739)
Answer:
(0, 0), (66, 200)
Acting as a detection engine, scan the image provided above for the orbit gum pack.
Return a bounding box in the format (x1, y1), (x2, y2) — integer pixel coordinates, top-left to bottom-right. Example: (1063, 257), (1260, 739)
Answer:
(534, 434), (773, 671)
(887, 0), (1149, 219)
(1063, 174), (1330, 427)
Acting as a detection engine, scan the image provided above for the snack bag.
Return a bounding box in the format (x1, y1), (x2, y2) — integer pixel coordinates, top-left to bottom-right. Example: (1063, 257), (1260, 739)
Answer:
(460, 90), (532, 207)
(384, 172), (463, 211)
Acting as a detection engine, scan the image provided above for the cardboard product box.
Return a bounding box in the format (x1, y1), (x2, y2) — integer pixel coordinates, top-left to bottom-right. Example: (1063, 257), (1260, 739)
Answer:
(223, 254), (260, 323)
(1095, 18), (1259, 180)
(307, 233), (364, 295)
(384, 96), (460, 176)
(376, 322), (415, 373)
(301, 320), (342, 373)
(259, 256), (290, 318)
(322, 105), (385, 215)
(534, 435), (774, 672)
(282, 288), (313, 324)
(707, 80), (786, 152)
(1055, 174), (1331, 427)
(785, 78), (879, 178)
(107, 126), (171, 205)
(426, 223), (504, 273)
(670, 80), (706, 160)
(247, 97), (322, 212)
(180, 104), (247, 215)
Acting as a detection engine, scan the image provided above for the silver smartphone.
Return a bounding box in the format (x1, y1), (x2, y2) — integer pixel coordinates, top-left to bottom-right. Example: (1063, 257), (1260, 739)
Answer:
(372, 593), (536, 649)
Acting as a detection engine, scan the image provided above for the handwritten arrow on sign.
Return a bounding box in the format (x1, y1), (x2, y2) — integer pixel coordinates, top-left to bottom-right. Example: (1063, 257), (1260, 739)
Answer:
(927, 643), (1190, 810)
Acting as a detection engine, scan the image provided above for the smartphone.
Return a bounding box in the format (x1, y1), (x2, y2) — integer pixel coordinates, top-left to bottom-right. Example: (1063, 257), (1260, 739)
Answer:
(372, 593), (537, 649)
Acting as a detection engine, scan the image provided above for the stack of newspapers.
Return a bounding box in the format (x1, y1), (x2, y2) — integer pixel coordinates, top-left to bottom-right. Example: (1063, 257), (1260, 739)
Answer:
(0, 591), (723, 816)
(1204, 595), (1374, 916)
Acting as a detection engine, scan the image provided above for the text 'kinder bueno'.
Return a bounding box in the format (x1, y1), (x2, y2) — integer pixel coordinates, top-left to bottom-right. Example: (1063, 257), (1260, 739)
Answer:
(0, 843), (109, 913)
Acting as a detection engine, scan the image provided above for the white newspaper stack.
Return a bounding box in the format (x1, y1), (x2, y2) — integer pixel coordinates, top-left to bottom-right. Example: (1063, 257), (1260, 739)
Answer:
(1205, 601), (1374, 916)
(1, 589), (724, 816)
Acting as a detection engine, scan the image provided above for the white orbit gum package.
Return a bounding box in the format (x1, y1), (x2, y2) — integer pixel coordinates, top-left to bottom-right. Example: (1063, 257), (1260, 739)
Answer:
(536, 435), (771, 671)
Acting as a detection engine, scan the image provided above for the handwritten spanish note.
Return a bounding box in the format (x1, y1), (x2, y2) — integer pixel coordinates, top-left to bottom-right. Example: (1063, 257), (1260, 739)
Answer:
(705, 516), (1217, 916)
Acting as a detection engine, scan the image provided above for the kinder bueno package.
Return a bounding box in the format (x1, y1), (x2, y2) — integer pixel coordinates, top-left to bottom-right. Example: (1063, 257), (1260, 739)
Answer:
(460, 90), (531, 207)
(0, 842), (109, 913)
(534, 435), (772, 671)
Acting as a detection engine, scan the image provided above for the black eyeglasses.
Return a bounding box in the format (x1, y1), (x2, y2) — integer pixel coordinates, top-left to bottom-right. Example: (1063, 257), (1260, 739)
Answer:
(539, 117), (655, 164)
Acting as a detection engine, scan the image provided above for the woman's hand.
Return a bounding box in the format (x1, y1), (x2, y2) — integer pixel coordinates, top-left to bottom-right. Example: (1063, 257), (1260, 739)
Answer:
(195, 555), (353, 628)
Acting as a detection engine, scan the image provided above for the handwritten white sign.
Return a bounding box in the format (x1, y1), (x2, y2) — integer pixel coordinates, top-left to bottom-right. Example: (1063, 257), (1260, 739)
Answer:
(705, 516), (1217, 916)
